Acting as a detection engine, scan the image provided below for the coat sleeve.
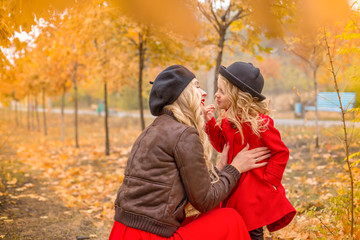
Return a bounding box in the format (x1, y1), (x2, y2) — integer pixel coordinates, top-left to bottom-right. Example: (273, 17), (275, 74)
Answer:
(261, 116), (290, 187)
(174, 127), (241, 213)
(205, 117), (226, 152)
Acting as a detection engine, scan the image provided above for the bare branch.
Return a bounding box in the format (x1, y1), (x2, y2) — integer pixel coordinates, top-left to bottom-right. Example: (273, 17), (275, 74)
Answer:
(324, 28), (355, 236)
(198, 3), (220, 33)
(226, 9), (247, 28)
(221, 3), (232, 23)
(290, 49), (312, 66)
(315, 215), (335, 236)
(209, 1), (221, 29)
(127, 36), (137, 46)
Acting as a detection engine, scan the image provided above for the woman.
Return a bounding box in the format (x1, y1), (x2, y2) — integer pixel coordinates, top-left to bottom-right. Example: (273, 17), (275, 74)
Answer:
(110, 65), (271, 240)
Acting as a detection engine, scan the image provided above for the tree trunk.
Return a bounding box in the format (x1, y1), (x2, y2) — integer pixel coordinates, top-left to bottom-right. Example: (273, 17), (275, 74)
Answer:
(15, 100), (18, 127)
(104, 80), (110, 155)
(61, 83), (66, 142)
(211, 28), (226, 164)
(31, 95), (35, 131)
(313, 68), (319, 148)
(27, 95), (30, 131)
(73, 62), (79, 148)
(7, 105), (11, 122)
(324, 34), (354, 236)
(35, 95), (40, 132)
(18, 101), (22, 127)
(42, 88), (47, 136)
(213, 28), (226, 96)
(138, 33), (146, 130)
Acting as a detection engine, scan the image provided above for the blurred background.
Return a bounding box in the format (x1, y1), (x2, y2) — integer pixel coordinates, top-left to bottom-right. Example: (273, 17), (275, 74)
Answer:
(1, 0), (359, 126)
(1, 1), (360, 239)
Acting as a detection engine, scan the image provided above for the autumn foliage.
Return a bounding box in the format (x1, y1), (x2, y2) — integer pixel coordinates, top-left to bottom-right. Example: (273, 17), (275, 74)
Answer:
(1, 0), (360, 239)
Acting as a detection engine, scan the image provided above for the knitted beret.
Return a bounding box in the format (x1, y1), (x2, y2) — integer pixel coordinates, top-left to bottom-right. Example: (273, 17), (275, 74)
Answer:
(149, 65), (196, 116)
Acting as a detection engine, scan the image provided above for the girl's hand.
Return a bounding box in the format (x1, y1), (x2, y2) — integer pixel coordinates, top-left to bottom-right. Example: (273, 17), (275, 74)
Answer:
(216, 143), (229, 171)
(204, 104), (215, 122)
(231, 144), (270, 174)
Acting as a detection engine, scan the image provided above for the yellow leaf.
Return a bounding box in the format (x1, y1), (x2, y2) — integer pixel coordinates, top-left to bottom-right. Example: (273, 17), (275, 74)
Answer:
(7, 178), (17, 185)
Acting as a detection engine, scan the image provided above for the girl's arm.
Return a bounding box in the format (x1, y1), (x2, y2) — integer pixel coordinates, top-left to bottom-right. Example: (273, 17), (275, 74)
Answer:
(261, 116), (290, 188)
(205, 117), (226, 152)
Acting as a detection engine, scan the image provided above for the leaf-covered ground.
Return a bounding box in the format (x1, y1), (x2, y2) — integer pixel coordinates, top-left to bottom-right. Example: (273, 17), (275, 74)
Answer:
(0, 112), (359, 239)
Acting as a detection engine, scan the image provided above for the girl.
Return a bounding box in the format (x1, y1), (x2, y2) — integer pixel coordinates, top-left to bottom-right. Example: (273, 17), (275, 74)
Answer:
(110, 65), (271, 240)
(204, 62), (296, 240)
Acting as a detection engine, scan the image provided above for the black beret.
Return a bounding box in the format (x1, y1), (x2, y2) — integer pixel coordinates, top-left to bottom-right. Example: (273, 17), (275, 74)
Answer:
(149, 65), (196, 116)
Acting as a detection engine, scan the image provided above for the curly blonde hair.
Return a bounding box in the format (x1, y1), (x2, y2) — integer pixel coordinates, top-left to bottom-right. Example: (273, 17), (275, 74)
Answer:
(217, 75), (271, 144)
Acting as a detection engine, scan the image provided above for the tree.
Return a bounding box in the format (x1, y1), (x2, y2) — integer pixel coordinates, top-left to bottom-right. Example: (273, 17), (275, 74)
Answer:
(280, 0), (357, 238)
(285, 34), (325, 148)
(283, 0), (350, 148)
(0, 0), (77, 71)
(83, 0), (130, 155)
(46, 4), (89, 148)
(197, 0), (286, 97)
(198, 0), (249, 96)
(322, 5), (360, 236)
(111, 0), (200, 130)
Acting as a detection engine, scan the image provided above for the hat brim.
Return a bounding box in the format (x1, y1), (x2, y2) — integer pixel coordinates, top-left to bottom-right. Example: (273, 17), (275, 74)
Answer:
(219, 66), (266, 101)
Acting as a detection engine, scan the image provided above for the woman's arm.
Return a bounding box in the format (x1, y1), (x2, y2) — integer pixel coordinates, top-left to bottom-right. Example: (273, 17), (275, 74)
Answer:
(175, 127), (269, 213)
(216, 143), (229, 171)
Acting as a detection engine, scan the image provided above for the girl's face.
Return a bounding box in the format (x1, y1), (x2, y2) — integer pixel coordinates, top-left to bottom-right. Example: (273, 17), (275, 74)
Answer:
(215, 78), (231, 110)
(194, 79), (207, 109)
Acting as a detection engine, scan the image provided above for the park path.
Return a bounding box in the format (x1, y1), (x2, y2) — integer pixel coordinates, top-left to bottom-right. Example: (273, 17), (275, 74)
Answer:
(3, 106), (360, 127)
(51, 108), (360, 127)
(0, 172), (106, 240)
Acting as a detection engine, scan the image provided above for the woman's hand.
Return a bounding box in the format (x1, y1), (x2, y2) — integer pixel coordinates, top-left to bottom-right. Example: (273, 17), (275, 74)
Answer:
(216, 143), (229, 171)
(203, 104), (215, 122)
(231, 144), (270, 174)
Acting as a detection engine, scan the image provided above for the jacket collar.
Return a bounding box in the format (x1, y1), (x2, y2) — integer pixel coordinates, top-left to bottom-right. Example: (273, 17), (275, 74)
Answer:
(160, 108), (176, 119)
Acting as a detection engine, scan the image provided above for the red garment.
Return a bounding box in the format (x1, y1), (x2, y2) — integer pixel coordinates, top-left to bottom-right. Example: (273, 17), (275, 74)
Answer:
(205, 114), (296, 232)
(109, 208), (251, 240)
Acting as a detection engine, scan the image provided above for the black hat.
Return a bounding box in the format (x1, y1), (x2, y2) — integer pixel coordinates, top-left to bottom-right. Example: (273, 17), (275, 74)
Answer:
(219, 62), (266, 101)
(149, 65), (196, 116)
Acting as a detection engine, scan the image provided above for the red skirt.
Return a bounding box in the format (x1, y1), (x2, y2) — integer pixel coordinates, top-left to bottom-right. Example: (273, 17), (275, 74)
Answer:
(109, 208), (250, 240)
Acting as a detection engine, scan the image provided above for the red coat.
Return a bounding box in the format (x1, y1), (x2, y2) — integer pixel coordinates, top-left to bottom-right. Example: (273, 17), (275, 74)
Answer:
(205, 114), (296, 232)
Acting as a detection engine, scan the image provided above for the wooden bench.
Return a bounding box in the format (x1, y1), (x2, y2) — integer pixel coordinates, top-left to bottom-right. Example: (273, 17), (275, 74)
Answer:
(304, 92), (356, 113)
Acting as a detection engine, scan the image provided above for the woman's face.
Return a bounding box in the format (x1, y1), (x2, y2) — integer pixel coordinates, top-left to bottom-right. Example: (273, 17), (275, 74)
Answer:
(215, 78), (231, 110)
(194, 79), (207, 109)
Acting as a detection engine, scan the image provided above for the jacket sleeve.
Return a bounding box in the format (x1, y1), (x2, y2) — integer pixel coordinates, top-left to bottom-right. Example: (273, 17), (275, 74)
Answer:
(205, 117), (226, 152)
(174, 127), (241, 213)
(261, 117), (290, 187)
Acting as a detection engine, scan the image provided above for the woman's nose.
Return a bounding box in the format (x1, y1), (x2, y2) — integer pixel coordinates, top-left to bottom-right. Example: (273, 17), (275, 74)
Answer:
(201, 88), (207, 97)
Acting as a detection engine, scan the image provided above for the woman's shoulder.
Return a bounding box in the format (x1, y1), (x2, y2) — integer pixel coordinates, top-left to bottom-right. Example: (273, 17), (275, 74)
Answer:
(154, 114), (194, 133)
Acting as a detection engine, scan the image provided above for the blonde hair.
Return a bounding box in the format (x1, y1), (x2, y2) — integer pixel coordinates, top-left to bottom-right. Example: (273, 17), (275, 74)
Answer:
(164, 79), (217, 217)
(164, 79), (215, 176)
(217, 75), (271, 144)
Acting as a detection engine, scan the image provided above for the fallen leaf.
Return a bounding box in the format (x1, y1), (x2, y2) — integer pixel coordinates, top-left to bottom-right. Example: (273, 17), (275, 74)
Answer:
(7, 178), (17, 185)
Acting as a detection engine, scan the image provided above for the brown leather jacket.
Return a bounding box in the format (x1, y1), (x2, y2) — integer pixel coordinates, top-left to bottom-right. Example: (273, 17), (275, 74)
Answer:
(114, 110), (241, 237)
